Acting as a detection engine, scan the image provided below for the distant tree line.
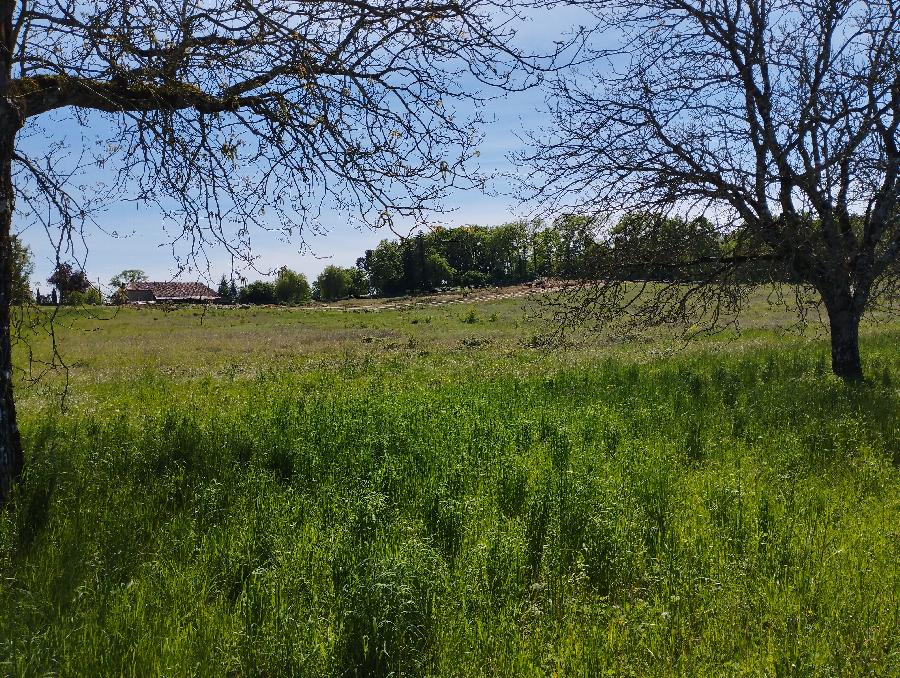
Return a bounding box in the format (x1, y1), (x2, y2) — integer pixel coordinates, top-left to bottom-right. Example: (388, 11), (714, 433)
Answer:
(18, 213), (808, 309)
(199, 213), (806, 305)
(355, 214), (790, 298)
(217, 265), (369, 305)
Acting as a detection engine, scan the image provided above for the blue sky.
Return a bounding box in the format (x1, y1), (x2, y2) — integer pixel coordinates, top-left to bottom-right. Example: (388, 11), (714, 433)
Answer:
(17, 6), (593, 293)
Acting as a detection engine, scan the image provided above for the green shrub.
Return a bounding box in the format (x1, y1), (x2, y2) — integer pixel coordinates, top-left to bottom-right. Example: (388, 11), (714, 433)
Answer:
(461, 308), (479, 324)
(273, 267), (311, 305)
(238, 280), (277, 304)
(65, 287), (103, 305)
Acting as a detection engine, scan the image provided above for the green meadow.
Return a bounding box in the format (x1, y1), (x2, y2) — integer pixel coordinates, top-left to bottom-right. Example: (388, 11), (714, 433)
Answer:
(1, 293), (898, 676)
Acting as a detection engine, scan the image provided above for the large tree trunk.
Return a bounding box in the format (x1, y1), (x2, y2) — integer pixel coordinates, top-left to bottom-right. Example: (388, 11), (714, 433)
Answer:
(0, 108), (22, 506)
(823, 291), (863, 382)
(0, 165), (21, 505)
(0, 1), (23, 507)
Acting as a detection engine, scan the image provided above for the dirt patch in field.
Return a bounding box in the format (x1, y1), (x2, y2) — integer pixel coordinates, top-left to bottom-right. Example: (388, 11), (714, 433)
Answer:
(312, 279), (573, 312)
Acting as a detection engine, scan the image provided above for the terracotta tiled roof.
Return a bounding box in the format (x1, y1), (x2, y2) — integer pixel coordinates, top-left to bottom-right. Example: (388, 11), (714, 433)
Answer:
(125, 281), (220, 300)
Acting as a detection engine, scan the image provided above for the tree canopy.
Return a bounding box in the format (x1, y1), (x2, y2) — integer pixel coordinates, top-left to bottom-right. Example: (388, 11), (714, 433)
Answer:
(274, 267), (312, 305)
(314, 265), (353, 302)
(47, 263), (91, 303)
(11, 0), (567, 261)
(10, 235), (32, 304)
(523, 0), (900, 380)
(110, 270), (148, 289)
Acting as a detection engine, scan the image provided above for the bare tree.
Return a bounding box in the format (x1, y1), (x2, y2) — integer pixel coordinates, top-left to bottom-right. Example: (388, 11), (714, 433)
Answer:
(521, 0), (900, 379)
(0, 0), (573, 503)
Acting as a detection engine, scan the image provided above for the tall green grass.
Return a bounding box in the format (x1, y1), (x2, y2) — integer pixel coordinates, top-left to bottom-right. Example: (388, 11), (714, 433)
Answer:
(1, 337), (898, 676)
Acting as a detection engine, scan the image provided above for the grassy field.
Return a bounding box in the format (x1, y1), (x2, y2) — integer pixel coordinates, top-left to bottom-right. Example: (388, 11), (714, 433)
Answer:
(1, 292), (898, 676)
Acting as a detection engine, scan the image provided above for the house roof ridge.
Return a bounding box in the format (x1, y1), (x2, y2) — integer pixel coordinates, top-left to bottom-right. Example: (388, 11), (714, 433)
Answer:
(123, 280), (220, 299)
